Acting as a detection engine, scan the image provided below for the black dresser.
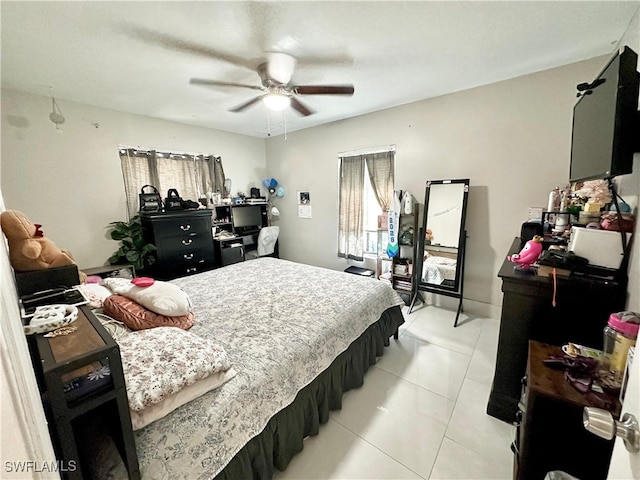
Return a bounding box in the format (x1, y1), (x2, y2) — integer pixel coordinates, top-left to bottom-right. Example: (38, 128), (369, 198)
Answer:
(140, 210), (215, 279)
(487, 238), (627, 424)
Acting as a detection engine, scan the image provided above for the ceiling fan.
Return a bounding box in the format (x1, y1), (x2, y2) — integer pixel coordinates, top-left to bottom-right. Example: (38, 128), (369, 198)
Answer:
(189, 52), (354, 116)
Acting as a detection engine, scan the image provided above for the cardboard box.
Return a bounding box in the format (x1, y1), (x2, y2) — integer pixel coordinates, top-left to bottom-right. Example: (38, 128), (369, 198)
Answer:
(536, 265), (571, 278)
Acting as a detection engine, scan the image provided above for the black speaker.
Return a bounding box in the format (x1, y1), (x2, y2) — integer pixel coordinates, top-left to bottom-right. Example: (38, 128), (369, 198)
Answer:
(520, 222), (543, 249)
(250, 188), (260, 198)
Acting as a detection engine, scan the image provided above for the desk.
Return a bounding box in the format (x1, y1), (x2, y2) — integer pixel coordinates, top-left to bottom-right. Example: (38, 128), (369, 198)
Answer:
(487, 238), (627, 424)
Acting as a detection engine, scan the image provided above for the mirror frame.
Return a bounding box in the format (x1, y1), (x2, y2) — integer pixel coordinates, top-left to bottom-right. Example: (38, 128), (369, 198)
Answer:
(415, 178), (469, 294)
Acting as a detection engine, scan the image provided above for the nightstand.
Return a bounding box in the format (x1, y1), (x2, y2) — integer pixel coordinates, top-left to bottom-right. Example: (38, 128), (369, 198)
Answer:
(513, 341), (620, 480)
(29, 306), (139, 479)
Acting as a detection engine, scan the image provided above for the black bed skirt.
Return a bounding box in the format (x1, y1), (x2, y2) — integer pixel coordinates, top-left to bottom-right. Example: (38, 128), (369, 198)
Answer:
(214, 305), (405, 480)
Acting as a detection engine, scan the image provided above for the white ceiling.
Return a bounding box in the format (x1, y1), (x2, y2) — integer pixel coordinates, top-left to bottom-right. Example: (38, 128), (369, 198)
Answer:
(2, 1), (638, 138)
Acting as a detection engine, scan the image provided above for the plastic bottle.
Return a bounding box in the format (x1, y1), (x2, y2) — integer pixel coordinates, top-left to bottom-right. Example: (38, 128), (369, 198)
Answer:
(600, 313), (639, 387)
(402, 191), (413, 215)
(547, 188), (558, 213)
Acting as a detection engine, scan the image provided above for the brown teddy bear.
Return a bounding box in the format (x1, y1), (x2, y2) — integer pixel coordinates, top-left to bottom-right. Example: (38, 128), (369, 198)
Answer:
(0, 210), (78, 272)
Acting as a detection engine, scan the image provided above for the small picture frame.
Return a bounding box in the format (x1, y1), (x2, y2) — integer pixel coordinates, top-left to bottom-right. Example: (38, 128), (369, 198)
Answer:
(298, 191), (311, 205)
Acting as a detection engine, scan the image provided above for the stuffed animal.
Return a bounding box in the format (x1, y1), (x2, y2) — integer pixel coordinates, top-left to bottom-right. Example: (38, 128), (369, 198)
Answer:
(425, 229), (434, 245)
(0, 210), (78, 272)
(508, 235), (543, 269)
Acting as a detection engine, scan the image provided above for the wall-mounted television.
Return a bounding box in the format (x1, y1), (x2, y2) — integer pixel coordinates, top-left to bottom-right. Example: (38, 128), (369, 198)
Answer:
(569, 46), (639, 184)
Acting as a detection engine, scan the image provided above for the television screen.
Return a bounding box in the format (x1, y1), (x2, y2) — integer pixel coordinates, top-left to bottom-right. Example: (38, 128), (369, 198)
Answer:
(232, 205), (263, 230)
(569, 46), (639, 183)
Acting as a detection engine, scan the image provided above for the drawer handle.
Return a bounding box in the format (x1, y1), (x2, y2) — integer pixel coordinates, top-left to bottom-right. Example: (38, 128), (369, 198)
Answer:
(183, 253), (194, 260)
(182, 239), (193, 246)
(180, 224), (191, 231)
(186, 267), (197, 273)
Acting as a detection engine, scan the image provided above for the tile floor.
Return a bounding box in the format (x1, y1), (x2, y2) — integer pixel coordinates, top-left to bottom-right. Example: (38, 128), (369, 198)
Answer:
(274, 305), (515, 480)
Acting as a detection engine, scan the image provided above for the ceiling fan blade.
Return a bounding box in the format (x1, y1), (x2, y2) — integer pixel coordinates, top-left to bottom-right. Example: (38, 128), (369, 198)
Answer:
(123, 24), (255, 70)
(266, 52), (296, 85)
(290, 97), (314, 116)
(229, 96), (264, 113)
(190, 78), (264, 91)
(294, 85), (355, 95)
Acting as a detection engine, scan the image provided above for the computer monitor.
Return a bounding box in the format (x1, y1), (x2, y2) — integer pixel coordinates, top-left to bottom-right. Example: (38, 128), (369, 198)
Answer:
(231, 205), (264, 233)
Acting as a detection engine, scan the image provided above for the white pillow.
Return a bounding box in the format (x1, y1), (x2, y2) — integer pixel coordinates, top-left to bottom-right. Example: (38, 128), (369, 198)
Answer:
(102, 278), (192, 316)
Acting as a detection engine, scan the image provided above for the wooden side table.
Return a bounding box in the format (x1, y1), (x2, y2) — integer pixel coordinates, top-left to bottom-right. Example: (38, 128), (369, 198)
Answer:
(30, 306), (139, 479)
(514, 341), (621, 480)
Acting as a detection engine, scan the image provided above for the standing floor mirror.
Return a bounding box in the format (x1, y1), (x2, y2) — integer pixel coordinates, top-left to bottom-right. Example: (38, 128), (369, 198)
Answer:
(409, 179), (469, 326)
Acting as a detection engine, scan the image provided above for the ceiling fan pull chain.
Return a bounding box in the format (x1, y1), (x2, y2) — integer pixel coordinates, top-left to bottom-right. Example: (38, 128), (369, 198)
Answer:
(267, 110), (271, 137)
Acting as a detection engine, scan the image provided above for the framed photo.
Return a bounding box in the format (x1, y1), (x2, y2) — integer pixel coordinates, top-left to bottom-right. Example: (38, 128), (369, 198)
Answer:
(298, 191), (310, 205)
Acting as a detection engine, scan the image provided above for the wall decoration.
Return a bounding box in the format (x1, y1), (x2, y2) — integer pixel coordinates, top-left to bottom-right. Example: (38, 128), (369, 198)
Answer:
(298, 205), (312, 219)
(298, 192), (310, 204)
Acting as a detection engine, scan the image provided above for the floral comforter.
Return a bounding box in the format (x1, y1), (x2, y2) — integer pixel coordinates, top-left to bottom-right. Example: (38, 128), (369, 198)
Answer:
(134, 258), (404, 479)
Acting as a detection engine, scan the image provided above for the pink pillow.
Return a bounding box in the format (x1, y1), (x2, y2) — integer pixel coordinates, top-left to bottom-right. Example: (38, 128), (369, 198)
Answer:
(103, 295), (194, 331)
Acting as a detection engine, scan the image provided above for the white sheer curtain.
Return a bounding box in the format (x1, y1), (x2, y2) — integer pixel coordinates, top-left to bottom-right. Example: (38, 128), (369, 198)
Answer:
(366, 151), (395, 212)
(119, 148), (225, 218)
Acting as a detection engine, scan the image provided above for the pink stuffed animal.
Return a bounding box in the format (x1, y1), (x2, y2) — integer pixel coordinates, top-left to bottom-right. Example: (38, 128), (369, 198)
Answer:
(508, 235), (543, 269)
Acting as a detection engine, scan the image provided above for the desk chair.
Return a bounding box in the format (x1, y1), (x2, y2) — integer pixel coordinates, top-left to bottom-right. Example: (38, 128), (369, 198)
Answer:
(245, 226), (280, 259)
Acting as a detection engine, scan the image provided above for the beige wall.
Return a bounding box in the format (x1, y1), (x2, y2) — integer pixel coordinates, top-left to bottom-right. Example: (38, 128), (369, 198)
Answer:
(266, 56), (632, 309)
(2, 52), (638, 311)
(0, 90), (267, 269)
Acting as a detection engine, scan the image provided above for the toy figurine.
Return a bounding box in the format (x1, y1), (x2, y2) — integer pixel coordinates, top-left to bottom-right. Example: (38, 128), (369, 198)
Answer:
(508, 235), (543, 270)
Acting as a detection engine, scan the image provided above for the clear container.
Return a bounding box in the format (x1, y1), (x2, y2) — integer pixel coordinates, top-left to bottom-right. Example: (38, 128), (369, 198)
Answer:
(600, 313), (639, 387)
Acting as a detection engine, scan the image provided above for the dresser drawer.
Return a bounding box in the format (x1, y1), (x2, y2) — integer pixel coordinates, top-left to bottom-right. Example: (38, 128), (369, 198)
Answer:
(151, 216), (211, 240)
(155, 233), (213, 255)
(158, 245), (213, 266)
(162, 260), (214, 279)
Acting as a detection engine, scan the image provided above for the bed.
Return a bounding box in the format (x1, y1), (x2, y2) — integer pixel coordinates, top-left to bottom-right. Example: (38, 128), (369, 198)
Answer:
(98, 257), (405, 479)
(421, 252), (457, 285)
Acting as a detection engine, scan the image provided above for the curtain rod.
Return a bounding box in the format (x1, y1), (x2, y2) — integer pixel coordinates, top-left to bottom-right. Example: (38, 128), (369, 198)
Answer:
(118, 144), (219, 159)
(338, 144), (396, 158)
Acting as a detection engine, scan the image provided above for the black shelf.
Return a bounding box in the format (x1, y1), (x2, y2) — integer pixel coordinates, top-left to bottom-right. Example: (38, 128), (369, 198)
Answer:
(391, 208), (419, 299)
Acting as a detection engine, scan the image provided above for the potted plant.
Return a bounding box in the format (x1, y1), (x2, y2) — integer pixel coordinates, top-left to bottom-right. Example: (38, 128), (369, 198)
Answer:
(108, 215), (156, 272)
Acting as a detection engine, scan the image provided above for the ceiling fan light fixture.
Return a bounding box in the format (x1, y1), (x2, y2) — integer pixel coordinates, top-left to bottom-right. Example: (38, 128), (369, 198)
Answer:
(262, 93), (290, 112)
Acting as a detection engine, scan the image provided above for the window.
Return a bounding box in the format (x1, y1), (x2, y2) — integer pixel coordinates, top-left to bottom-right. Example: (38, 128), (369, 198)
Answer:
(338, 148), (395, 261)
(119, 147), (226, 218)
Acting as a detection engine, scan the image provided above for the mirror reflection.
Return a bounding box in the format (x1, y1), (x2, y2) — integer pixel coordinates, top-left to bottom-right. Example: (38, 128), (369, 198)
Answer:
(420, 181), (467, 289)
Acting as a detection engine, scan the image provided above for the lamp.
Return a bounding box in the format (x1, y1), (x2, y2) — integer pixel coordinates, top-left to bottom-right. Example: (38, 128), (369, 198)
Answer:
(262, 93), (290, 112)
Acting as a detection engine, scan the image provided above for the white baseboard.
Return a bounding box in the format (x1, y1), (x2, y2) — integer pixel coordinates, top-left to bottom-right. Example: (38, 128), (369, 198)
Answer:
(411, 292), (501, 320)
